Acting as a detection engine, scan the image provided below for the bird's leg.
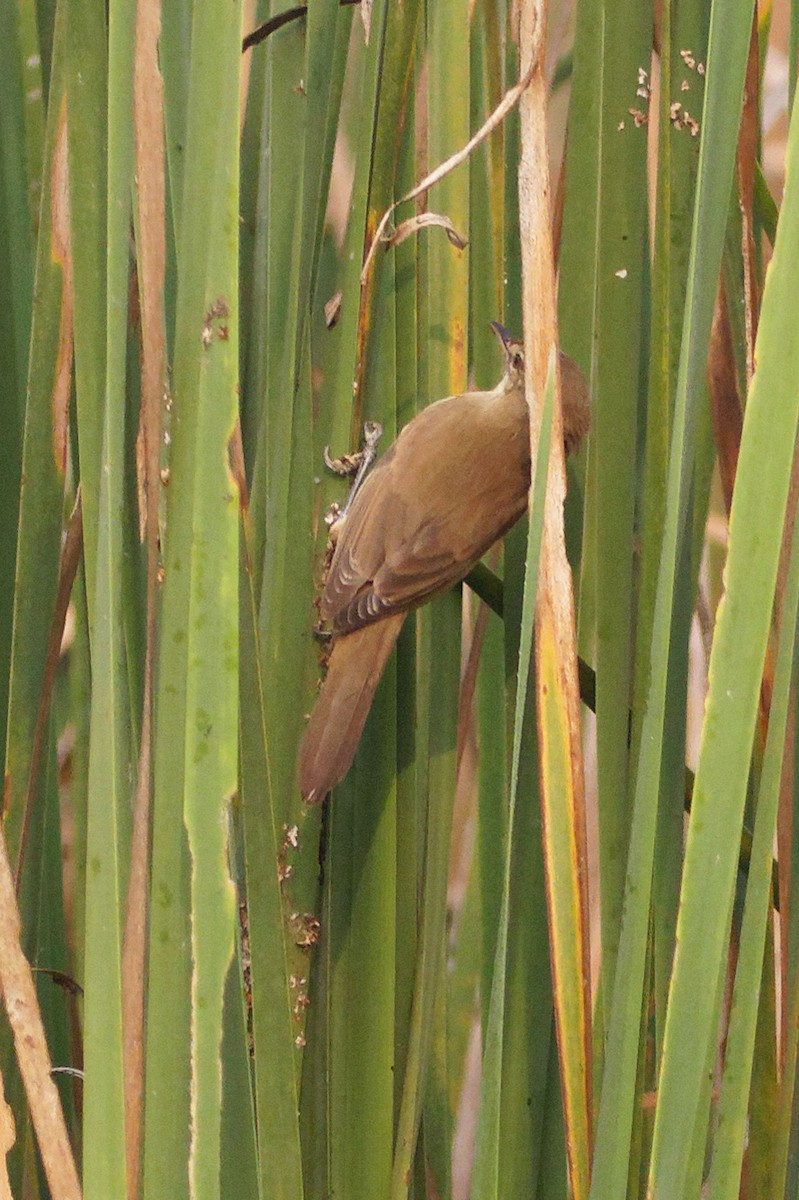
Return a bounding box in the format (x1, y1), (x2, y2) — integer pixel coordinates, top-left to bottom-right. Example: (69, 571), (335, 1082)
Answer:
(316, 531), (339, 613)
(341, 420), (382, 515)
(323, 450), (361, 478)
(316, 422), (382, 635)
(323, 421), (383, 515)
(319, 421), (383, 593)
(312, 624), (334, 672)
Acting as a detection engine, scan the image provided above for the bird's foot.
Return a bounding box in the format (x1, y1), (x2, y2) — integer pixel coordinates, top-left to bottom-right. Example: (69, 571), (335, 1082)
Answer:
(324, 420), (383, 480)
(323, 448), (363, 479)
(324, 421), (383, 512)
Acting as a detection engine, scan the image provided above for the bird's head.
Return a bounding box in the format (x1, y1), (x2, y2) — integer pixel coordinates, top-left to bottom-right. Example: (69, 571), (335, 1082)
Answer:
(489, 320), (592, 456)
(489, 320), (525, 388)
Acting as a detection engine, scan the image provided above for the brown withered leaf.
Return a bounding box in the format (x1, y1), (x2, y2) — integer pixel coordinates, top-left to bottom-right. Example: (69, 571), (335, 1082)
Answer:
(125, 0), (166, 1195)
(16, 491), (83, 890)
(518, 1), (592, 1194)
(0, 826), (81, 1200)
(738, 10), (760, 384)
(50, 100), (73, 476)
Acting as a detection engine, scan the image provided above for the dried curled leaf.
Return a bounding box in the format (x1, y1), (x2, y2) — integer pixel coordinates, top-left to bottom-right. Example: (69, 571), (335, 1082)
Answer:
(384, 212), (468, 252)
(361, 58), (535, 284)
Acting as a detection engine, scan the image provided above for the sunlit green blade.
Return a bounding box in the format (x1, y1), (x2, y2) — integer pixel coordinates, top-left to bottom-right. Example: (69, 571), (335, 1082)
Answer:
(181, 149), (239, 1200)
(649, 38), (799, 1191)
(80, 0), (137, 1194)
(704, 496), (799, 1197)
(143, 5), (242, 1197)
(589, 0), (755, 1193)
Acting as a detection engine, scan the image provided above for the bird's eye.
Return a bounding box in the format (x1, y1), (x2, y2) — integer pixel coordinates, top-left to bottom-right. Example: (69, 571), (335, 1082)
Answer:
(512, 352), (524, 371)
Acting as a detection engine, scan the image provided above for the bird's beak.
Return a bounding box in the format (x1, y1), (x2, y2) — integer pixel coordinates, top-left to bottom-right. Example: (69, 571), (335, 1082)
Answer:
(489, 320), (514, 352)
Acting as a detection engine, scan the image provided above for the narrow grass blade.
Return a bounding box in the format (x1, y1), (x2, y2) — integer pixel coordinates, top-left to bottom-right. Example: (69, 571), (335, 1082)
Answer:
(557, 0), (602, 655)
(122, 0), (167, 1185)
(589, 0), (650, 1013)
(4, 3), (69, 884)
(239, 513), (304, 1199)
(392, 81), (422, 1158)
(159, 0), (191, 242)
(390, 2), (470, 1189)
(65, 0), (109, 631)
(634, 0), (708, 1066)
(0, 0), (34, 746)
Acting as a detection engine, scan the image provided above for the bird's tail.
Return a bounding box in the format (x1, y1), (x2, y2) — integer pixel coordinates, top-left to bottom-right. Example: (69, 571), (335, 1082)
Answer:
(299, 613), (406, 804)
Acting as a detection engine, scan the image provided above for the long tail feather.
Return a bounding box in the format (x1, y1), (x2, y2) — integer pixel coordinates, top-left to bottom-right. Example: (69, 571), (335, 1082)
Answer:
(299, 613), (406, 803)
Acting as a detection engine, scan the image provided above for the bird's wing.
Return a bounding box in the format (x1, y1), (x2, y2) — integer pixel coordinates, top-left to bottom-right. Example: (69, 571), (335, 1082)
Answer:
(327, 516), (469, 633)
(319, 445), (400, 626)
(322, 392), (530, 634)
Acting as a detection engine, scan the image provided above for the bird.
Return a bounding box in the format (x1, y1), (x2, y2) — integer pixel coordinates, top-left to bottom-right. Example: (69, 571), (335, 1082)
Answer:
(298, 322), (590, 803)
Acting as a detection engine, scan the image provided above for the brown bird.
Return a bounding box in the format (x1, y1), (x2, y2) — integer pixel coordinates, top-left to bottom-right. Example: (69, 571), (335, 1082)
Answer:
(299, 322), (590, 803)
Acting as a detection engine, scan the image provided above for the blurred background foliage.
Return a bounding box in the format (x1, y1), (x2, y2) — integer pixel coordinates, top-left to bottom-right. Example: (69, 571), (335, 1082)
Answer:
(1, 0), (798, 1197)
